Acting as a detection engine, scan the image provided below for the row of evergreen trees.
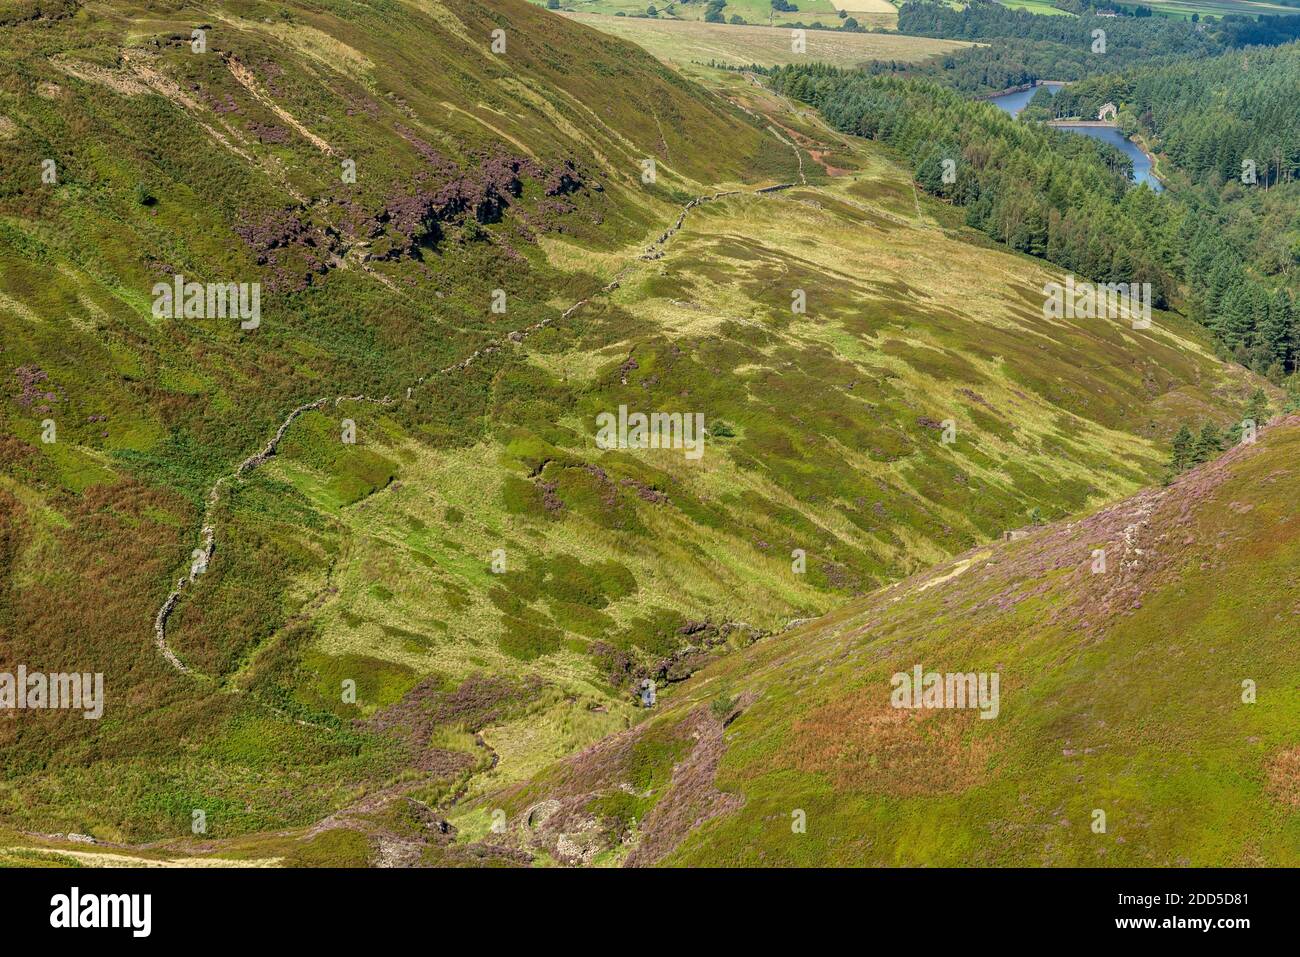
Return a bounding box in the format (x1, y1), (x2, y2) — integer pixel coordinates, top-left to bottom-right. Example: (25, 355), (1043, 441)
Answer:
(884, 2), (1300, 96)
(1167, 390), (1273, 478)
(1049, 44), (1300, 378)
(899, 0), (1300, 54)
(1051, 45), (1300, 188)
(768, 66), (1178, 304)
(766, 54), (1300, 379)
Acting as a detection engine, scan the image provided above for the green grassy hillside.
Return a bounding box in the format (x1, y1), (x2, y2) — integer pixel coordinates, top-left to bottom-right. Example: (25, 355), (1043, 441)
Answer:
(0, 0), (790, 843)
(0, 3), (1274, 860)
(466, 415), (1300, 866)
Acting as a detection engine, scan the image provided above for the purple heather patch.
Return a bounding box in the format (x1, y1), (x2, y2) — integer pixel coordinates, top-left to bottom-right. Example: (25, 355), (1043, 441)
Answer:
(248, 121), (291, 144)
(231, 141), (587, 285)
(13, 365), (60, 408)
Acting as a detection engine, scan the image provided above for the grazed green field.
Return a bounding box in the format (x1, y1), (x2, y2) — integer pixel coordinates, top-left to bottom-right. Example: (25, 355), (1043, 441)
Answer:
(563, 12), (968, 66)
(996, 0), (1075, 15)
(1134, 0), (1300, 16)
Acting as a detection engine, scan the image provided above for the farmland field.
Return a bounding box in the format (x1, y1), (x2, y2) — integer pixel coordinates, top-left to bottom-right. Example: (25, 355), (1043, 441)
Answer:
(542, 0), (895, 29)
(563, 12), (971, 66)
(996, 0), (1075, 15)
(1129, 0), (1300, 16)
(826, 0), (900, 13)
(992, 0), (1299, 15)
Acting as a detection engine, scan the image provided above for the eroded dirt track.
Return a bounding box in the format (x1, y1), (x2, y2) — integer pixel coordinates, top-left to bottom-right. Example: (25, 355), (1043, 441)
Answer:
(151, 179), (797, 677)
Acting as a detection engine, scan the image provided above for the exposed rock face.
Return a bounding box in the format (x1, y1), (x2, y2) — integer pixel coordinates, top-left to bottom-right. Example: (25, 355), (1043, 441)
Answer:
(233, 207), (331, 292)
(480, 700), (750, 867)
(372, 151), (585, 258)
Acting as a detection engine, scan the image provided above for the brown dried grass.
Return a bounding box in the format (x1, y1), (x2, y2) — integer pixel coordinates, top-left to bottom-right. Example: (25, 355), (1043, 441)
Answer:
(790, 691), (995, 797)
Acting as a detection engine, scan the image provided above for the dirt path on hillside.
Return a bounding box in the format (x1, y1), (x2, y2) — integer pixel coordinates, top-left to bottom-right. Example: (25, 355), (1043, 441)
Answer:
(135, 75), (869, 864)
(151, 179), (796, 679)
(152, 66), (927, 681)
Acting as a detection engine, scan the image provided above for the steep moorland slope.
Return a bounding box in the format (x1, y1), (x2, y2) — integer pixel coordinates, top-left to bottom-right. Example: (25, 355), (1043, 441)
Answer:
(0, 2), (1270, 858)
(0, 0), (790, 849)
(468, 416), (1300, 867)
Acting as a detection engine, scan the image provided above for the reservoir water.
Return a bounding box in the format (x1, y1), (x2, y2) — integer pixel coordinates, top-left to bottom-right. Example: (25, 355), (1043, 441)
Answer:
(986, 84), (1163, 192)
(987, 81), (1065, 118)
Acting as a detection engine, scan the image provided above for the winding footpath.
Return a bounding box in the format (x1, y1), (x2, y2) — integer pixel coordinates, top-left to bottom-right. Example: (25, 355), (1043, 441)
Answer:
(152, 180), (797, 677)
(57, 130), (821, 863)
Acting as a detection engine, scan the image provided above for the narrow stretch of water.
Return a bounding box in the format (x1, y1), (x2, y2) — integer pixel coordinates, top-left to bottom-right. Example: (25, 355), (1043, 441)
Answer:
(1051, 124), (1162, 191)
(987, 81), (1064, 118)
(987, 84), (1163, 192)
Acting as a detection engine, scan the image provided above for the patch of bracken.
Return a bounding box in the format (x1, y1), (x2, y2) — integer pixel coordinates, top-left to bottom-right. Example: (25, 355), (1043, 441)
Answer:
(369, 672), (543, 742)
(1267, 746), (1300, 807)
(0, 434), (39, 483)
